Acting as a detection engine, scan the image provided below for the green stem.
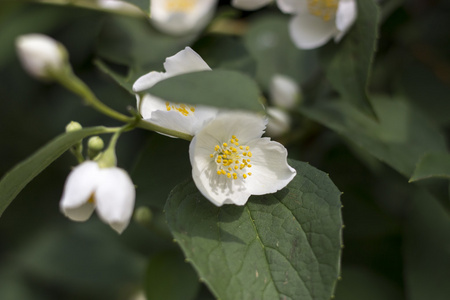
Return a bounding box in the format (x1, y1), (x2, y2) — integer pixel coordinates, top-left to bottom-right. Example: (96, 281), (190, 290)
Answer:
(56, 68), (193, 141)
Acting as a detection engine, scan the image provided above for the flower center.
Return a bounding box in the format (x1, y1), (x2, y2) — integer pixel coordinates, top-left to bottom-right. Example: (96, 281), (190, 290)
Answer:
(165, 102), (195, 116)
(307, 0), (339, 21)
(210, 135), (253, 180)
(165, 0), (196, 12)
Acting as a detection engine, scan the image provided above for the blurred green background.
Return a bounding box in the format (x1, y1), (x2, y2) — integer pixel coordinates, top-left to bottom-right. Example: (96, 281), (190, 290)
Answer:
(1, 1), (450, 299)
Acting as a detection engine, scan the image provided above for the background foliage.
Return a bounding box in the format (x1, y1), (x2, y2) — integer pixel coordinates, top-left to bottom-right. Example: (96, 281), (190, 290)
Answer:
(1, 0), (450, 299)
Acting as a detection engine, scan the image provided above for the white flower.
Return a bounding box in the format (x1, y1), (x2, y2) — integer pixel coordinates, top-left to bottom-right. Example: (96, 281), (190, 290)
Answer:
(189, 112), (296, 206)
(277, 0), (357, 49)
(60, 161), (135, 234)
(15, 33), (66, 80)
(133, 47), (218, 137)
(231, 0), (273, 10)
(269, 74), (300, 109)
(97, 0), (142, 14)
(150, 0), (218, 35)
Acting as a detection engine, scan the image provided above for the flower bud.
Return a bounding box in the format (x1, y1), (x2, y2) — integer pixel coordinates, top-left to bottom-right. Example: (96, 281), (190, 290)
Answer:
(134, 206), (153, 226)
(15, 33), (68, 81)
(269, 74), (301, 110)
(87, 136), (104, 160)
(65, 121), (82, 132)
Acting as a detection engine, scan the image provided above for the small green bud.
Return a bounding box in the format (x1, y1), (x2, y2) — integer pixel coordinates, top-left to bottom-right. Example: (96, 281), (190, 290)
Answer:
(65, 121), (82, 132)
(134, 206), (153, 226)
(87, 136), (104, 160)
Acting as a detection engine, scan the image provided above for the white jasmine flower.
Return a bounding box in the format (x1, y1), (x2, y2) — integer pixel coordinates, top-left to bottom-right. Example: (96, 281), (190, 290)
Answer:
(133, 47), (218, 136)
(232, 0), (273, 10)
(189, 112), (296, 206)
(277, 0), (357, 49)
(60, 161), (135, 234)
(150, 0), (218, 35)
(269, 74), (300, 109)
(15, 33), (67, 80)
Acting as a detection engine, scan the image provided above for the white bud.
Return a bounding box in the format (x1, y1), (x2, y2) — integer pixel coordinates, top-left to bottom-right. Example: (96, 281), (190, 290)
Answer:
(266, 107), (291, 138)
(269, 74), (300, 110)
(15, 34), (67, 80)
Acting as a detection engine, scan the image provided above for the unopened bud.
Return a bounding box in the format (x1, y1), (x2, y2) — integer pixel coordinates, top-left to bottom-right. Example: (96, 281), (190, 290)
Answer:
(134, 206), (153, 226)
(87, 136), (104, 160)
(269, 74), (301, 109)
(15, 33), (68, 81)
(65, 121), (82, 132)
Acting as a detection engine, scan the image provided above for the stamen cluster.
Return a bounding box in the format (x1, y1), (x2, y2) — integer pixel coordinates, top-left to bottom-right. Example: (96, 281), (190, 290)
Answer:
(210, 135), (253, 180)
(165, 102), (195, 116)
(307, 0), (339, 21)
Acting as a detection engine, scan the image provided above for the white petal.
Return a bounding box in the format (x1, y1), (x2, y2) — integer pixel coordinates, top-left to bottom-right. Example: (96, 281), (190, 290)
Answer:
(276, 0), (308, 14)
(244, 138), (296, 195)
(288, 14), (338, 49)
(95, 167), (135, 234)
(150, 0), (217, 35)
(231, 0), (272, 10)
(334, 0), (357, 42)
(269, 74), (300, 109)
(194, 112), (266, 145)
(60, 161), (100, 221)
(132, 71), (166, 92)
(137, 94), (168, 119)
(163, 47), (211, 76)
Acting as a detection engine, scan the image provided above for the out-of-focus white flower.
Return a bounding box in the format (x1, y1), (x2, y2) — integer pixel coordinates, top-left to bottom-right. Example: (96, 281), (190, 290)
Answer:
(232, 0), (357, 49)
(277, 0), (357, 49)
(150, 0), (218, 35)
(97, 0), (142, 14)
(15, 33), (67, 80)
(60, 161), (135, 234)
(269, 74), (300, 109)
(189, 112), (296, 206)
(266, 107), (291, 137)
(133, 47), (218, 137)
(231, 0), (273, 10)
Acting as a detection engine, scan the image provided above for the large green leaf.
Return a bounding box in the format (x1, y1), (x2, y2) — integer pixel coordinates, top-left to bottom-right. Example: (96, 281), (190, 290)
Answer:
(319, 0), (379, 117)
(0, 126), (114, 217)
(300, 96), (447, 178)
(410, 152), (450, 182)
(165, 159), (342, 300)
(404, 191), (450, 300)
(147, 70), (264, 112)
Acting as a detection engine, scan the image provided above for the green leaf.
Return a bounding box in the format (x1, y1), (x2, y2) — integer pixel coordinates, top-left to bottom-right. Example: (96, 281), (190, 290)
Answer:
(144, 251), (200, 300)
(147, 70), (264, 112)
(300, 96), (447, 177)
(410, 152), (450, 182)
(0, 126), (114, 217)
(319, 0), (379, 117)
(165, 159), (342, 300)
(404, 191), (450, 300)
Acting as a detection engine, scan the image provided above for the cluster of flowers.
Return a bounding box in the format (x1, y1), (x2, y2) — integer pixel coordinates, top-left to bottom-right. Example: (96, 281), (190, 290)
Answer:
(16, 0), (359, 234)
(16, 37), (297, 234)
